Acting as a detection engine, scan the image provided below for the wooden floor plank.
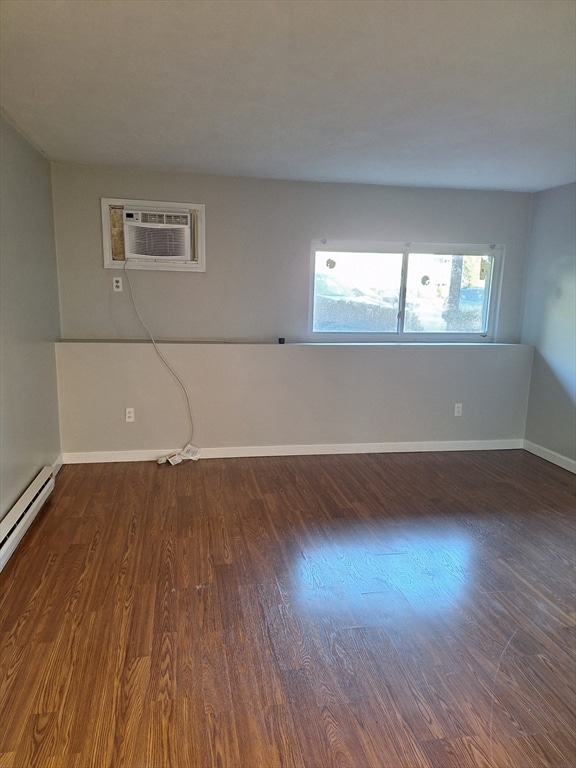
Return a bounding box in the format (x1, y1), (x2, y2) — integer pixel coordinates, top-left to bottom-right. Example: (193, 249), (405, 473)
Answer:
(0, 450), (574, 766)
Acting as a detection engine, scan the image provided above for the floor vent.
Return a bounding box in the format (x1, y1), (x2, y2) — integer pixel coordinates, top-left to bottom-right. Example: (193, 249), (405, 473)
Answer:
(0, 467), (54, 571)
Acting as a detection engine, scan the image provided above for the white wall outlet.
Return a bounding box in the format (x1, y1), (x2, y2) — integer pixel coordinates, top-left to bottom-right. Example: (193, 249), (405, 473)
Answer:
(113, 277), (123, 292)
(125, 407), (135, 422)
(454, 403), (463, 417)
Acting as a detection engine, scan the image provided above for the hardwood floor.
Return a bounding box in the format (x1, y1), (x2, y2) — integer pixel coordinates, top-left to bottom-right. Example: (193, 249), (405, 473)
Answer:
(0, 450), (574, 767)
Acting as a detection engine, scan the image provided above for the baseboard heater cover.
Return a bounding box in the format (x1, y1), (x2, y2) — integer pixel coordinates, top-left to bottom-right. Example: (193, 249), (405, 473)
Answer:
(0, 467), (55, 571)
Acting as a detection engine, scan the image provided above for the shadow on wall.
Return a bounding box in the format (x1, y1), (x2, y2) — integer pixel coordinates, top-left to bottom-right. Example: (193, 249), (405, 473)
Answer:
(525, 350), (576, 460)
(534, 257), (576, 392)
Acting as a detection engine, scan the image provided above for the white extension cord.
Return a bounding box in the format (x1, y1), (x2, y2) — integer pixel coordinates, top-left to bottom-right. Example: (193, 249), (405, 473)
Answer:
(123, 264), (200, 465)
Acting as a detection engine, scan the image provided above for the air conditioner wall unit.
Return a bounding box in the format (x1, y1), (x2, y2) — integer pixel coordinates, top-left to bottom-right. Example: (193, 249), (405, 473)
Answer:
(123, 210), (191, 263)
(101, 198), (206, 272)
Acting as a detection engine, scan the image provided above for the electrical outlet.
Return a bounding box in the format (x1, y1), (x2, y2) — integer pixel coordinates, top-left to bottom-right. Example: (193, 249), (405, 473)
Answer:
(454, 403), (463, 417)
(125, 407), (135, 422)
(113, 277), (123, 292)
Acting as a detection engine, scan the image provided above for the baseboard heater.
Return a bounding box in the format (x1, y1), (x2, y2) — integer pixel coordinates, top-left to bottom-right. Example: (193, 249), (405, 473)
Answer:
(0, 467), (55, 572)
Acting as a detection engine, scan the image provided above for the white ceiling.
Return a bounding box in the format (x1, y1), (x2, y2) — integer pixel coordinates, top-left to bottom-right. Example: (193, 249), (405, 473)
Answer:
(1, 0), (575, 192)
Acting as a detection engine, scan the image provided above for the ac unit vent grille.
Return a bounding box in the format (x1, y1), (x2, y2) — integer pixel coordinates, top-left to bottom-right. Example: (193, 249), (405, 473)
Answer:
(165, 214), (189, 225)
(137, 212), (190, 226)
(126, 226), (189, 260)
(140, 212), (165, 224)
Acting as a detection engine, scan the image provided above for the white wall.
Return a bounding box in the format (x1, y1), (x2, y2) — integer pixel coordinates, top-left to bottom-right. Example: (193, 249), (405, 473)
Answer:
(51, 163), (533, 343)
(522, 183), (576, 462)
(0, 117), (61, 518)
(56, 342), (532, 458)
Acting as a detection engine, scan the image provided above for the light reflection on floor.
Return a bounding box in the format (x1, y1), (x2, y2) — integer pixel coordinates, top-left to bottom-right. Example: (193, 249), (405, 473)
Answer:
(294, 525), (472, 618)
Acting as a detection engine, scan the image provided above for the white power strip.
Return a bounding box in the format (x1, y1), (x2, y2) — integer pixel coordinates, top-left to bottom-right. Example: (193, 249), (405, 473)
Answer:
(157, 443), (201, 465)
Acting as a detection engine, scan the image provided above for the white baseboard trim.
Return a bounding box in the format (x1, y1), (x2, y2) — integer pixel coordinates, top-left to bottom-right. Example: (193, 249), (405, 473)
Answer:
(61, 439), (524, 465)
(523, 441), (576, 474)
(52, 454), (64, 475)
(61, 449), (176, 464)
(200, 439), (524, 458)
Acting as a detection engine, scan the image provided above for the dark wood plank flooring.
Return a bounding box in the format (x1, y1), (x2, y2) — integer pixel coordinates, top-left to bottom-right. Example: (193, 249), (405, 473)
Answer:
(0, 450), (574, 767)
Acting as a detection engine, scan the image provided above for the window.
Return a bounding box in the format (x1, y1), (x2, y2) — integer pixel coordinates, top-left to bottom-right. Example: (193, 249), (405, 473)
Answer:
(310, 241), (502, 341)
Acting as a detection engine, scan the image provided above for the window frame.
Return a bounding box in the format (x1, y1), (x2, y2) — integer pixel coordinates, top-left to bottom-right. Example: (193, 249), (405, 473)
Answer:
(308, 240), (504, 343)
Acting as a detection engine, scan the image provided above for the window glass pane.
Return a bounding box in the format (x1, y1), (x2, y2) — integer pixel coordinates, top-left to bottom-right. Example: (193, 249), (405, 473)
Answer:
(313, 251), (402, 333)
(404, 253), (493, 334)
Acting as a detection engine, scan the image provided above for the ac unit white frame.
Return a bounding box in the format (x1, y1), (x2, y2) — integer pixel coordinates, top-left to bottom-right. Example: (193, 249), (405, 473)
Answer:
(101, 198), (206, 272)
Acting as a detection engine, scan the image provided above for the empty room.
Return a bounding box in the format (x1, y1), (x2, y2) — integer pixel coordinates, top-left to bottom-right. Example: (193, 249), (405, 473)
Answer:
(1, 1), (575, 767)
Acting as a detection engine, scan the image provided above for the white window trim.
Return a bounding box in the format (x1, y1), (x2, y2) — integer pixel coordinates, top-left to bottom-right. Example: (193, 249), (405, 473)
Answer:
(309, 240), (505, 343)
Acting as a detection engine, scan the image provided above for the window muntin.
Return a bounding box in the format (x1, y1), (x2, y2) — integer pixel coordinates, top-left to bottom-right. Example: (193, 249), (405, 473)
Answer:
(310, 242), (501, 341)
